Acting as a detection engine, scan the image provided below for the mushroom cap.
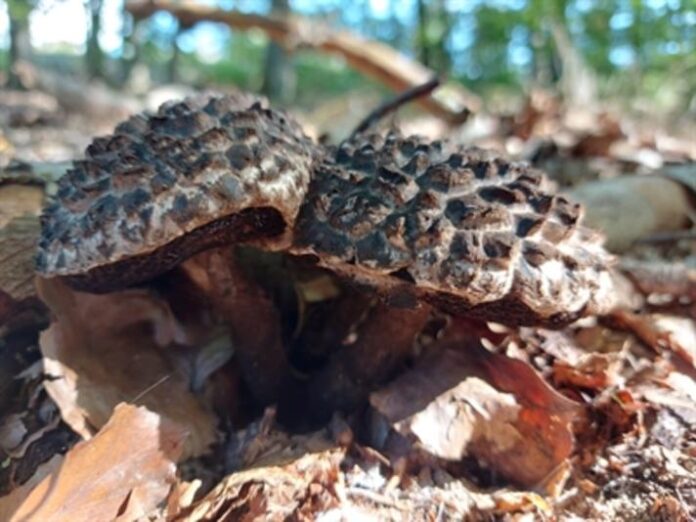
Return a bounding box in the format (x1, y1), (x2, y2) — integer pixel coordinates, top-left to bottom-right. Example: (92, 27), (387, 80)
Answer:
(292, 132), (615, 326)
(36, 93), (318, 292)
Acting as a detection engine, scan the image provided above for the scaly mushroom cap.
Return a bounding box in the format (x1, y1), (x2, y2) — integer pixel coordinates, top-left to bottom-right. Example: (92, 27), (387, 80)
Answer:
(36, 93), (318, 292)
(292, 132), (615, 326)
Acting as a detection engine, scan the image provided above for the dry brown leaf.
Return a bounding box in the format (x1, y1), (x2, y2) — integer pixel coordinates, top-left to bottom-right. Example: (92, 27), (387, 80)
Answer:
(37, 277), (217, 459)
(172, 448), (343, 521)
(0, 403), (185, 522)
(553, 353), (623, 390)
(493, 490), (551, 516)
(371, 343), (582, 489)
(166, 480), (202, 520)
(612, 310), (696, 367)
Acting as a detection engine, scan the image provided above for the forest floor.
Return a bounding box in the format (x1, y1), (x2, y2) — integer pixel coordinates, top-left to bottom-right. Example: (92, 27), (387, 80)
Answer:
(0, 84), (694, 521)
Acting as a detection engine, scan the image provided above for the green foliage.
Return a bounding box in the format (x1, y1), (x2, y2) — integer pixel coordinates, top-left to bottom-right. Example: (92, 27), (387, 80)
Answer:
(191, 34), (266, 90)
(6, 0), (34, 21)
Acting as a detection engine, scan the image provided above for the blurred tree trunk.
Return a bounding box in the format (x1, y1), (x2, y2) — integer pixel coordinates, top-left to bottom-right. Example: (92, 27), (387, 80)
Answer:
(119, 23), (141, 86)
(6, 1), (32, 89)
(166, 25), (182, 83)
(416, 0), (430, 66)
(415, 0), (451, 73)
(85, 0), (105, 79)
(261, 0), (295, 103)
(550, 19), (597, 106)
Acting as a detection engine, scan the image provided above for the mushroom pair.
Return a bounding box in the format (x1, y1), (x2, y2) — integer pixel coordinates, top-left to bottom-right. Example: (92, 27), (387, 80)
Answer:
(36, 93), (615, 411)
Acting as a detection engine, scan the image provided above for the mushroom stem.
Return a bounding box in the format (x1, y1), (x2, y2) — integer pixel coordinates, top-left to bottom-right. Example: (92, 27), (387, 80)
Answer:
(179, 247), (291, 408)
(302, 299), (432, 422)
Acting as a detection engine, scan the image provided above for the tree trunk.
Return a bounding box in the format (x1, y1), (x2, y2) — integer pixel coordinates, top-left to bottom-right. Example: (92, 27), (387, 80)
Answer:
(416, 0), (430, 67)
(86, 0), (105, 79)
(166, 26), (182, 84)
(550, 19), (597, 107)
(6, 2), (31, 89)
(261, 0), (294, 103)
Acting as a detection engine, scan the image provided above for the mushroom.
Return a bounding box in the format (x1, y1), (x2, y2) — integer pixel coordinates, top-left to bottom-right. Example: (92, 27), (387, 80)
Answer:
(36, 93), (616, 413)
(36, 93), (317, 292)
(291, 131), (616, 326)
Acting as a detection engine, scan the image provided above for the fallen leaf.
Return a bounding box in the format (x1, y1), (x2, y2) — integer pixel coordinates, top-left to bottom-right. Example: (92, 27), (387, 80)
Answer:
(166, 480), (202, 520)
(370, 342), (582, 489)
(37, 277), (217, 459)
(0, 404), (185, 522)
(493, 490), (551, 516)
(553, 353), (622, 390)
(174, 448), (343, 521)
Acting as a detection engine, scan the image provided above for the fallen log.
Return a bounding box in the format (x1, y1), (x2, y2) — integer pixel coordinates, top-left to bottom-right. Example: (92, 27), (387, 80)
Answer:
(126, 0), (479, 123)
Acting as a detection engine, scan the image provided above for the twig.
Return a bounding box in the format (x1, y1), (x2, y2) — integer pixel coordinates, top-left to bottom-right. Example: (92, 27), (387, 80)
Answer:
(350, 77), (443, 139)
(130, 373), (171, 403)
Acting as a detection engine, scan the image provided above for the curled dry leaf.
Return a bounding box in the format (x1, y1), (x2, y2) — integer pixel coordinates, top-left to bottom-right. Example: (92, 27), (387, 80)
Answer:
(0, 403), (186, 522)
(370, 342), (582, 489)
(172, 448), (344, 521)
(36, 277), (217, 459)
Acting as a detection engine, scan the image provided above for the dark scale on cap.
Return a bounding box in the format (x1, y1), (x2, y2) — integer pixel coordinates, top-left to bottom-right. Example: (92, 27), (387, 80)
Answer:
(516, 216), (545, 237)
(402, 150), (430, 176)
(483, 233), (516, 259)
(122, 188), (151, 215)
(470, 160), (491, 179)
(478, 186), (524, 205)
(522, 241), (557, 267)
(90, 194), (119, 221)
(194, 128), (230, 152)
(226, 143), (255, 170)
(445, 199), (471, 226)
(139, 206), (154, 228)
(356, 231), (409, 267)
(292, 130), (614, 326)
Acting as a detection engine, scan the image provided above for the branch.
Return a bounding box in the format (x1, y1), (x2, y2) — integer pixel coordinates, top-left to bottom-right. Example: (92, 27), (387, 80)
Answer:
(126, 0), (479, 124)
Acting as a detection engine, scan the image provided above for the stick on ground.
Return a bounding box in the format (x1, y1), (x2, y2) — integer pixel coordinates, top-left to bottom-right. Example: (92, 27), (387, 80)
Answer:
(350, 77), (443, 138)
